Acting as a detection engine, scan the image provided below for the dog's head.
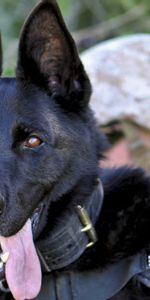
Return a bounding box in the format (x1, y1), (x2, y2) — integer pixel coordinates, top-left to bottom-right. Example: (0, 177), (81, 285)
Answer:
(0, 2), (108, 298)
(0, 0), (105, 237)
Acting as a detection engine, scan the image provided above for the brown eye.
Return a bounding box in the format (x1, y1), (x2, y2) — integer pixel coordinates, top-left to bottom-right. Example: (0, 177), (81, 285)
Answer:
(24, 136), (43, 148)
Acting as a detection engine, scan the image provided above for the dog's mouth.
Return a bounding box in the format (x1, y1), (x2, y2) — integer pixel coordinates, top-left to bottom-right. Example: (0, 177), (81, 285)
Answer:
(0, 202), (45, 299)
(31, 201), (45, 238)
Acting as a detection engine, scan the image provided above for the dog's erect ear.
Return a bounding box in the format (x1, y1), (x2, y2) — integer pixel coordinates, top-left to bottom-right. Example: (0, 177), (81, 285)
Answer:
(16, 0), (91, 111)
(0, 34), (2, 75)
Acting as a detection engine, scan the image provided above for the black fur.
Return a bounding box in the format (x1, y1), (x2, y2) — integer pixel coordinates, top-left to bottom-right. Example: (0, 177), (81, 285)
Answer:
(0, 1), (150, 299)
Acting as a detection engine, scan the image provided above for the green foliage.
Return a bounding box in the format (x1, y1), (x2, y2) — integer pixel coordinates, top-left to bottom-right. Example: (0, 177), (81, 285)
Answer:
(0, 0), (37, 38)
(0, 0), (149, 75)
(3, 38), (18, 76)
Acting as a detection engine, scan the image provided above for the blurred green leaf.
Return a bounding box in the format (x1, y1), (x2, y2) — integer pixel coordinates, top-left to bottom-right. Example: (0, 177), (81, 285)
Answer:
(0, 0), (149, 75)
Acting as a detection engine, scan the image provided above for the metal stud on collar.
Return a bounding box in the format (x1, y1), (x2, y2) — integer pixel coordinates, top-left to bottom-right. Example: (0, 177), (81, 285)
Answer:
(147, 255), (150, 268)
(0, 252), (10, 293)
(77, 205), (98, 248)
(0, 252), (9, 264)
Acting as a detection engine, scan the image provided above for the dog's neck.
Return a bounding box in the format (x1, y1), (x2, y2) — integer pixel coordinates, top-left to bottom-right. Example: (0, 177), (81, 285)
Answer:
(34, 172), (101, 237)
(35, 175), (104, 272)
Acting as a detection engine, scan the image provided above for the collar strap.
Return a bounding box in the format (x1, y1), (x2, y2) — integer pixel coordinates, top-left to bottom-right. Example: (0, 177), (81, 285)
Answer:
(35, 251), (150, 300)
(36, 179), (104, 272)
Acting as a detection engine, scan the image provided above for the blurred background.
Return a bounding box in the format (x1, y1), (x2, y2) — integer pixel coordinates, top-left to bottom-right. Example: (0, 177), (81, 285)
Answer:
(0, 0), (149, 75)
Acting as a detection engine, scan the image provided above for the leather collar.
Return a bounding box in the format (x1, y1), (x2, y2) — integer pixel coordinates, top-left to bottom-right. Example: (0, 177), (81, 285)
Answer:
(36, 251), (150, 300)
(36, 179), (104, 272)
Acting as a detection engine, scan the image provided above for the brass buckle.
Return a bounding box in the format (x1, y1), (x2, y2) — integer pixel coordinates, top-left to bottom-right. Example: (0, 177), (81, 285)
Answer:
(77, 205), (98, 248)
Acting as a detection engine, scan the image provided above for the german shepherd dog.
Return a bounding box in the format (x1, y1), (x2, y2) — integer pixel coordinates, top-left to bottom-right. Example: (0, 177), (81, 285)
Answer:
(0, 1), (150, 299)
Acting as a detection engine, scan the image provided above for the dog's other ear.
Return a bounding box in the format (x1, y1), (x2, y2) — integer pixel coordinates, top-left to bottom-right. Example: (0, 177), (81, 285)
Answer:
(0, 34), (2, 75)
(16, 0), (91, 111)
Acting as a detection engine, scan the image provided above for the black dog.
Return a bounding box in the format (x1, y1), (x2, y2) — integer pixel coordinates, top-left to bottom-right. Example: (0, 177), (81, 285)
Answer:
(0, 1), (150, 299)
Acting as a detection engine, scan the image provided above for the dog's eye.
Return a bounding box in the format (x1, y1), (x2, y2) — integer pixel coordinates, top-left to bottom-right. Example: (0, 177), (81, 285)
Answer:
(24, 136), (43, 149)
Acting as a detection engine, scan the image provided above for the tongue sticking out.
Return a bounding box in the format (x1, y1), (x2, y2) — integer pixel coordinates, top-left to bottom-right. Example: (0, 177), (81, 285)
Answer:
(0, 219), (42, 300)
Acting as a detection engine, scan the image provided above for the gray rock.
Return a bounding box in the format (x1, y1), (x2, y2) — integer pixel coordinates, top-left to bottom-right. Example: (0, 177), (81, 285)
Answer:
(81, 34), (150, 129)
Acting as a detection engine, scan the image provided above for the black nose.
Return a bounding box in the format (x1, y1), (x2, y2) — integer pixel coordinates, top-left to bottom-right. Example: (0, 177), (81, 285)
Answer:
(0, 194), (5, 215)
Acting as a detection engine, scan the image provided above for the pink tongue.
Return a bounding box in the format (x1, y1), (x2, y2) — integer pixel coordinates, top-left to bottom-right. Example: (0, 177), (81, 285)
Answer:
(0, 219), (42, 300)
